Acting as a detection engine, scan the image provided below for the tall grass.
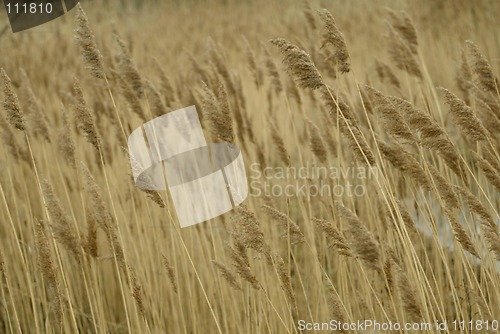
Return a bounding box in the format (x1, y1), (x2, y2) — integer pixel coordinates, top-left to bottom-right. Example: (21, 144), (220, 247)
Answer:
(0, 0), (499, 333)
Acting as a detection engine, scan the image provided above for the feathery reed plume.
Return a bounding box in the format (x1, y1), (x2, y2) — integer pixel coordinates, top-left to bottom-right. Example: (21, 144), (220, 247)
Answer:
(145, 80), (167, 117)
(270, 38), (324, 90)
(374, 60), (401, 88)
(19, 69), (50, 142)
(386, 9), (418, 54)
(122, 147), (166, 208)
(243, 36), (262, 88)
(34, 220), (63, 325)
(456, 50), (472, 104)
(261, 205), (304, 244)
(326, 282), (349, 333)
(480, 145), (500, 172)
(272, 252), (296, 305)
(57, 105), (76, 168)
(317, 48), (338, 79)
(302, 0), (317, 30)
(152, 58), (176, 107)
(81, 163), (126, 270)
(471, 84), (500, 121)
(231, 205), (268, 255)
(74, 4), (105, 79)
(465, 40), (498, 94)
(117, 74), (145, 120)
(208, 38), (236, 96)
(388, 200), (418, 235)
(311, 217), (352, 257)
(262, 44), (283, 94)
(306, 118), (328, 164)
(386, 25), (422, 78)
(364, 85), (414, 142)
(466, 286), (493, 320)
(474, 97), (500, 140)
(427, 164), (459, 210)
(472, 151), (500, 191)
(339, 119), (376, 166)
(389, 96), (468, 184)
(455, 186), (500, 260)
(0, 249), (4, 277)
(212, 261), (242, 291)
(377, 139), (431, 189)
(0, 114), (29, 163)
(201, 81), (234, 143)
(115, 34), (143, 97)
(441, 87), (488, 142)
(335, 202), (381, 271)
(162, 254), (178, 294)
(393, 262), (422, 321)
(286, 77), (302, 105)
(320, 85), (356, 122)
(444, 208), (480, 258)
(84, 216), (98, 258)
(72, 80), (100, 151)
(128, 266), (146, 318)
(81, 163), (111, 231)
(269, 120), (291, 166)
(42, 179), (82, 259)
(227, 244), (260, 290)
(318, 9), (350, 73)
(383, 248), (399, 291)
(1, 68), (25, 131)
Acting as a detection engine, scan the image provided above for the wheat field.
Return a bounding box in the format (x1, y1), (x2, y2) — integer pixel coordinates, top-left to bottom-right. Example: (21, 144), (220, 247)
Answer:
(0, 0), (499, 333)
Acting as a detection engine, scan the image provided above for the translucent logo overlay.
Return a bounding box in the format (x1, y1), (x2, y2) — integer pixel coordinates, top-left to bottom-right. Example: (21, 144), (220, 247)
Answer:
(4, 0), (79, 33)
(127, 106), (248, 228)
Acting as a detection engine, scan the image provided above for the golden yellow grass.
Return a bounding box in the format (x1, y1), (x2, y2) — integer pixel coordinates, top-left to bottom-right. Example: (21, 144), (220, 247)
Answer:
(0, 0), (499, 333)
